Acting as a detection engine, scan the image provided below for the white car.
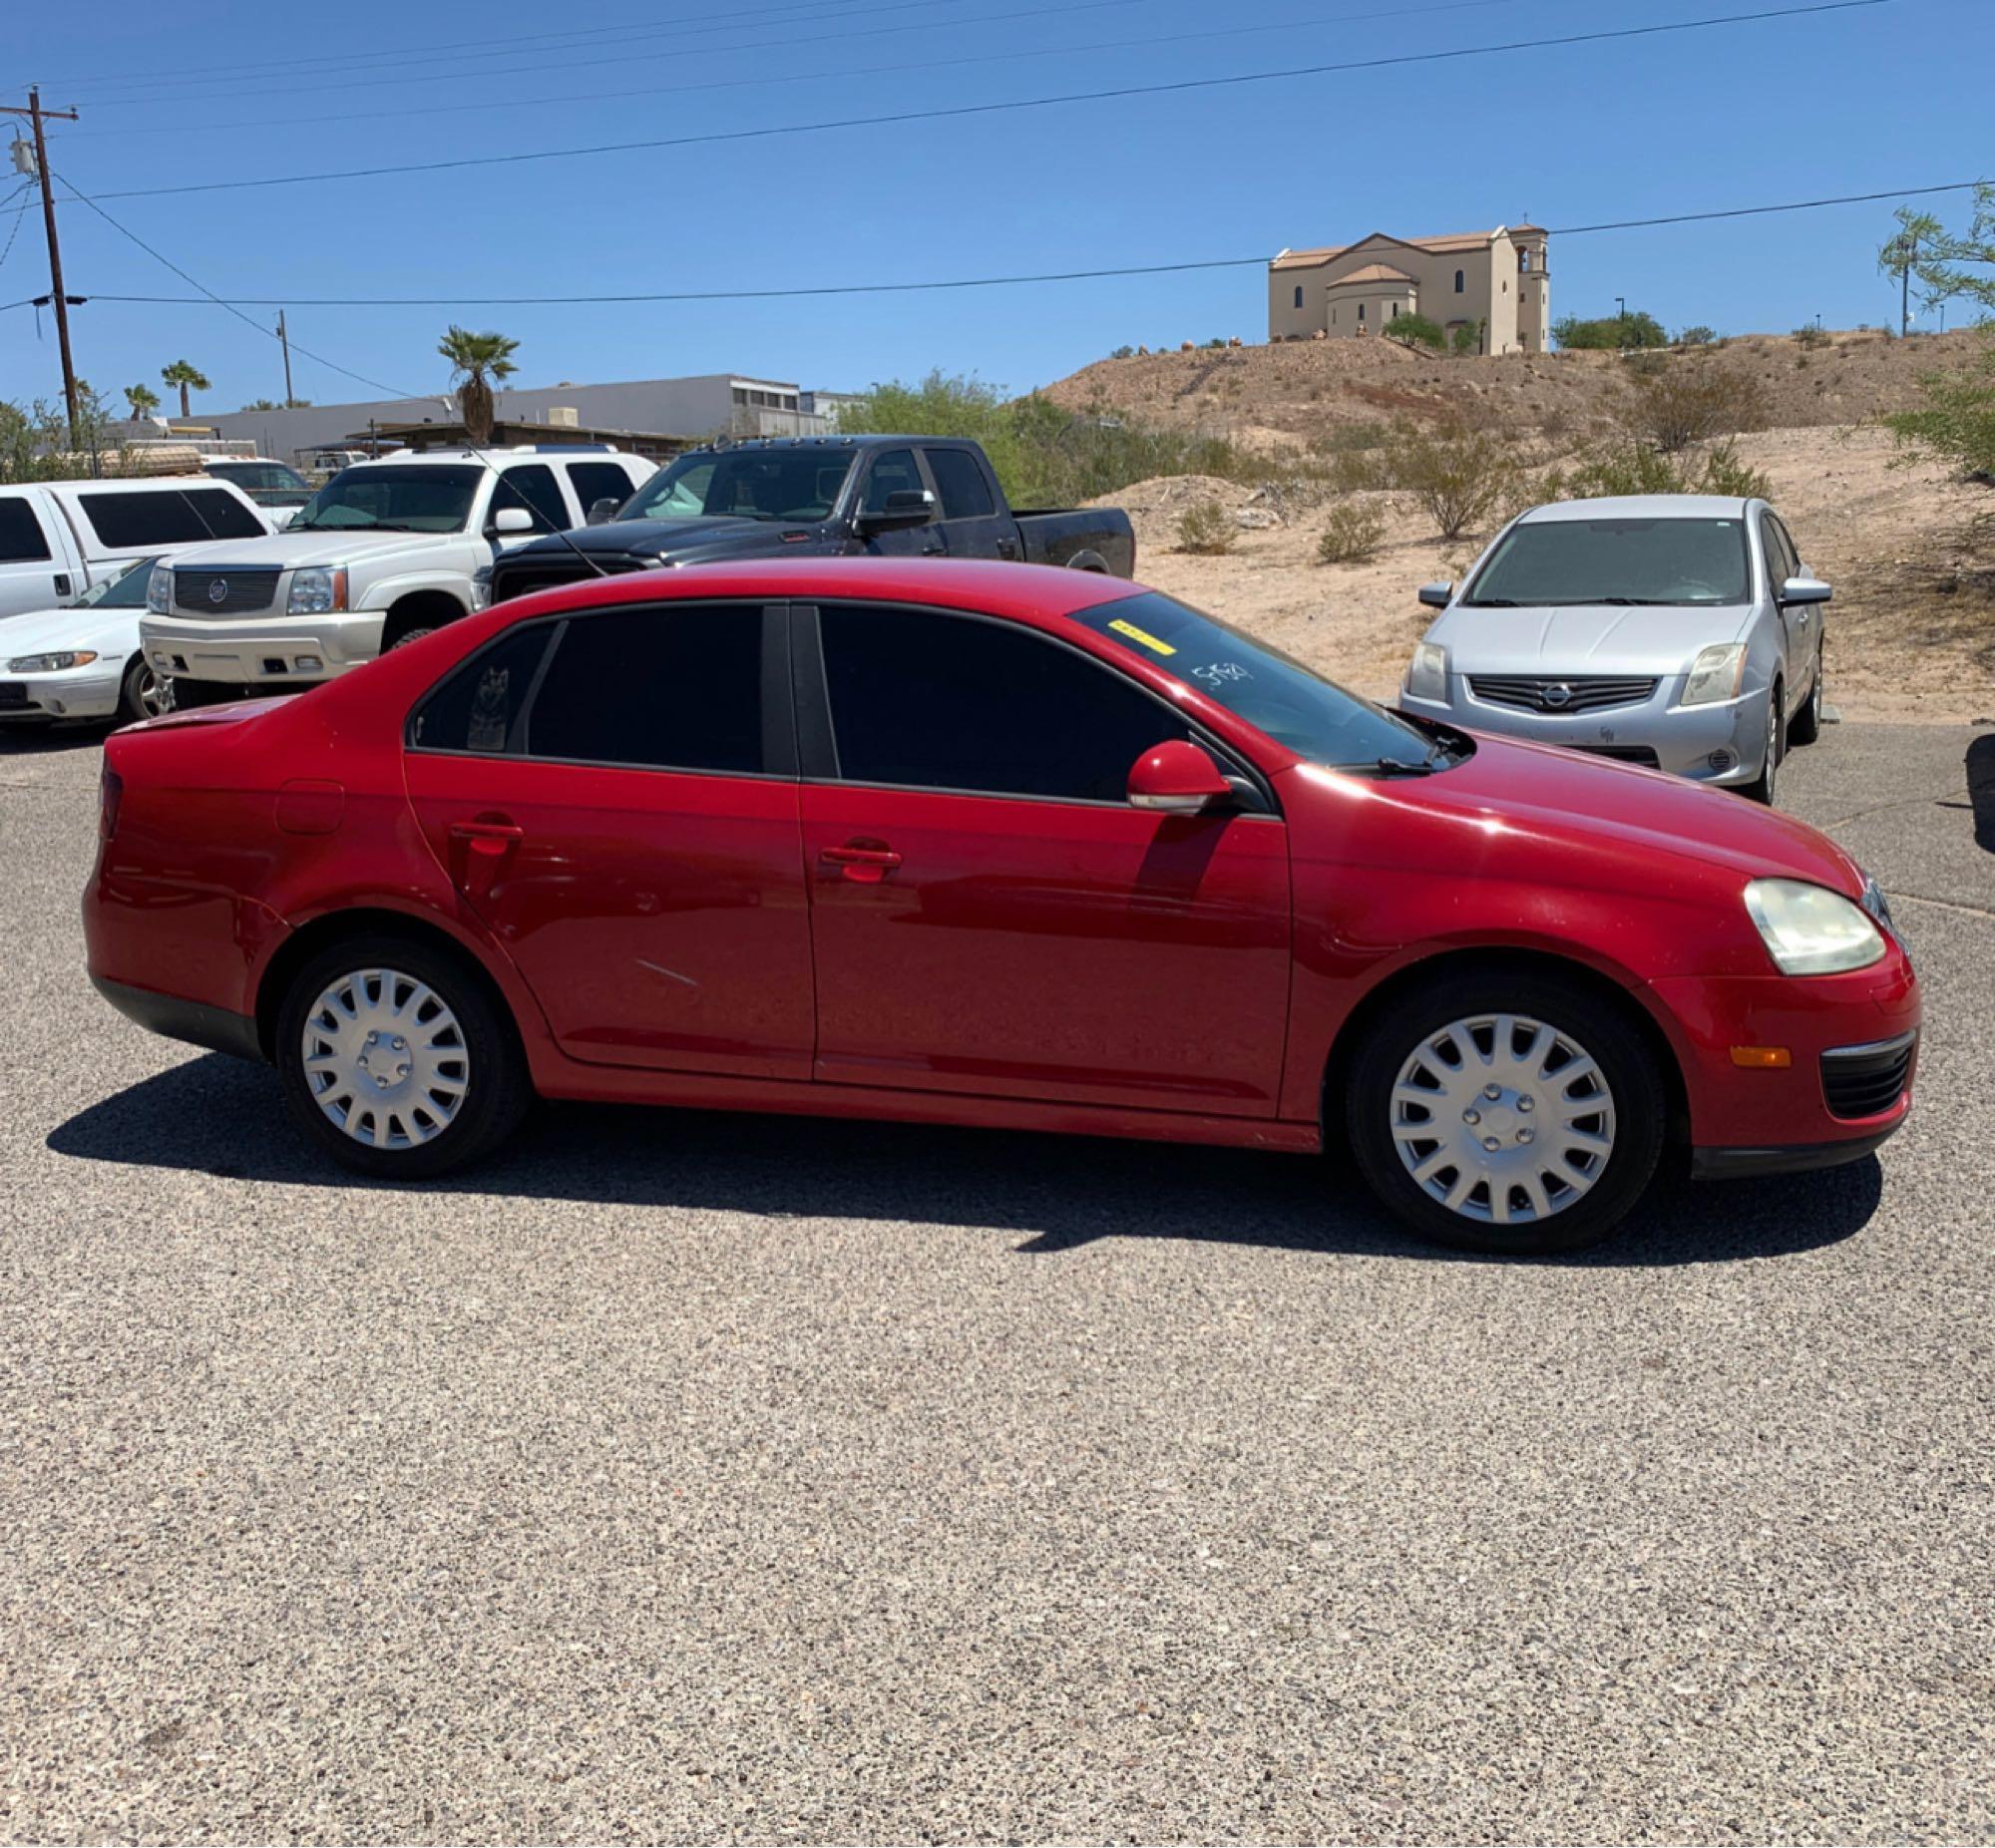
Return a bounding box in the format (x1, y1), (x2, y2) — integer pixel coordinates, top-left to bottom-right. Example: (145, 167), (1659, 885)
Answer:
(141, 446), (656, 705)
(0, 556), (173, 726)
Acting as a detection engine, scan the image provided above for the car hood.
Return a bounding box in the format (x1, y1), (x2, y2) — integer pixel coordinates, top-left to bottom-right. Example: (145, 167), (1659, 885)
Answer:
(161, 528), (472, 572)
(1431, 602), (1754, 676)
(0, 601), (143, 660)
(512, 516), (805, 560)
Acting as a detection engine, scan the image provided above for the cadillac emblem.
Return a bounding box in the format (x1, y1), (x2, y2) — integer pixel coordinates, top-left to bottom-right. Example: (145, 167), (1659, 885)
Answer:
(207, 578), (229, 606)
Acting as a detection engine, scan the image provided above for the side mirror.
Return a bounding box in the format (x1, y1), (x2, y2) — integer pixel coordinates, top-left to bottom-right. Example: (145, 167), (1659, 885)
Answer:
(1417, 581), (1453, 609)
(587, 497), (623, 526)
(1780, 576), (1831, 606)
(855, 488), (937, 535)
(490, 506), (536, 537)
(1127, 740), (1234, 815)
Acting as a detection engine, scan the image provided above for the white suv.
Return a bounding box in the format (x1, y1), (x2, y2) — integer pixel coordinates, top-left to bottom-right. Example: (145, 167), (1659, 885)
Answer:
(142, 447), (654, 702)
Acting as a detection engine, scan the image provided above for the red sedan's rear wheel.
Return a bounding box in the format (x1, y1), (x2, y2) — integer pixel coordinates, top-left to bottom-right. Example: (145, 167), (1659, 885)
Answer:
(1346, 970), (1667, 1255)
(275, 933), (530, 1178)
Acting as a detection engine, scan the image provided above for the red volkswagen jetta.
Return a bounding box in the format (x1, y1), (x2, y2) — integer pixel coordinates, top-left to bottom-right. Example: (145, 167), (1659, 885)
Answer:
(85, 559), (1918, 1254)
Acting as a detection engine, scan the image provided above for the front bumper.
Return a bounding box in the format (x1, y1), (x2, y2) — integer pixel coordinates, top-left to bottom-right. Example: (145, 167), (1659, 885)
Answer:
(0, 668), (125, 723)
(143, 610), (385, 687)
(1401, 676), (1769, 785)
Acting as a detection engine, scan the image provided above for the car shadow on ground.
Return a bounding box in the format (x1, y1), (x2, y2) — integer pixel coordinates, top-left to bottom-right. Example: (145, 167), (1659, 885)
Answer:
(49, 1052), (1882, 1268)
(0, 725), (110, 756)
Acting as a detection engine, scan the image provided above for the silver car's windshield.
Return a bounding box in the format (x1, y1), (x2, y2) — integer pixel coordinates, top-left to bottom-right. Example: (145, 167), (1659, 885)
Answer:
(1463, 517), (1751, 607)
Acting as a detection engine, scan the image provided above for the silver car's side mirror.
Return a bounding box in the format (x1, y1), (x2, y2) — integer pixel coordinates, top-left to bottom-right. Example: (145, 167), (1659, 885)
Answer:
(1780, 576), (1831, 606)
(1417, 581), (1453, 609)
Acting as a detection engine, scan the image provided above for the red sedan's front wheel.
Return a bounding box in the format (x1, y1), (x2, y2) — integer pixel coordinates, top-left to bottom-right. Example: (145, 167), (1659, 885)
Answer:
(1346, 970), (1667, 1255)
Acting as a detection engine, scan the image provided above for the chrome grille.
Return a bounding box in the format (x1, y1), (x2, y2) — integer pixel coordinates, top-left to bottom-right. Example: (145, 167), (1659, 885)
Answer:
(1468, 674), (1659, 715)
(174, 568), (282, 615)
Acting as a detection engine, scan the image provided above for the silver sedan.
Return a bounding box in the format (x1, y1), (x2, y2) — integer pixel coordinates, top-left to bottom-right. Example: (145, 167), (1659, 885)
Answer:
(1398, 494), (1828, 804)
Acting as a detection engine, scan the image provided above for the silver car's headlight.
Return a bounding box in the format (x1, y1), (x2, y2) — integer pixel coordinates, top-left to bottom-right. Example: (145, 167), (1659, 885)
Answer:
(8, 649), (99, 673)
(1682, 642), (1747, 706)
(287, 565), (348, 615)
(1405, 640), (1448, 700)
(147, 563), (172, 613)
(1744, 878), (1886, 976)
(469, 565), (493, 611)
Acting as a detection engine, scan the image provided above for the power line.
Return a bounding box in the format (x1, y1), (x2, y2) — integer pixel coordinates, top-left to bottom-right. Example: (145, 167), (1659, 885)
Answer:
(69, 0), (1538, 141)
(71, 0), (1891, 204)
(21, 177), (1985, 316)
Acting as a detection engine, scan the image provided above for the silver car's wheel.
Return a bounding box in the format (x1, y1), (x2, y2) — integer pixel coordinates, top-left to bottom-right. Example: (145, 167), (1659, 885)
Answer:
(299, 966), (470, 1150)
(119, 656), (173, 723)
(1389, 1012), (1617, 1227)
(1762, 696), (1781, 802)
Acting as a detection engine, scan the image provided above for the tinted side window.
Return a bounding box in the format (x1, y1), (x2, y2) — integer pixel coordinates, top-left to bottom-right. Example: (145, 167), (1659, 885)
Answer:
(529, 605), (763, 773)
(0, 496), (52, 562)
(410, 624), (555, 755)
(819, 603), (1189, 802)
(78, 491), (212, 549)
(860, 449), (925, 514)
(566, 461), (638, 515)
(186, 488), (266, 538)
(492, 465), (569, 532)
(925, 449), (995, 520)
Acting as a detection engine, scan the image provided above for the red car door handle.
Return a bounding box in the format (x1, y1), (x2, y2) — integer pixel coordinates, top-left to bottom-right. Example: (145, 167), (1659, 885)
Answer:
(820, 842), (903, 883)
(449, 817), (524, 900)
(450, 820), (525, 844)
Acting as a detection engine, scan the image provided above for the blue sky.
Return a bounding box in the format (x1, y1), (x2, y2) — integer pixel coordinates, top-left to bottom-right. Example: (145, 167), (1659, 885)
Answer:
(1, 0), (1983, 416)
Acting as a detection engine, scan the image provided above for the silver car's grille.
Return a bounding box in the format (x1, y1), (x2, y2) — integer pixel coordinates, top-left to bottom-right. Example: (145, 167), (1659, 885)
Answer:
(1468, 674), (1659, 715)
(174, 568), (282, 616)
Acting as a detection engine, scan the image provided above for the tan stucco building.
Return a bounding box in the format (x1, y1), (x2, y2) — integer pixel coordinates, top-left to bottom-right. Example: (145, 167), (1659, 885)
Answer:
(1268, 225), (1550, 353)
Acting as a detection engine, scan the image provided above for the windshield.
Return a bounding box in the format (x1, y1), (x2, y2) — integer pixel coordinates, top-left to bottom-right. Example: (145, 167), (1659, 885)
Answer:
(292, 465), (481, 533)
(1463, 516), (1751, 607)
(621, 450), (853, 524)
(206, 461), (307, 493)
(73, 556), (159, 609)
(1071, 590), (1457, 774)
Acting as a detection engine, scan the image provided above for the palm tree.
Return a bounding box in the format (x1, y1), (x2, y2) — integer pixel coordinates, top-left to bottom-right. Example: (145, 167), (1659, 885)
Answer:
(438, 326), (520, 446)
(125, 383), (161, 420)
(160, 360), (211, 420)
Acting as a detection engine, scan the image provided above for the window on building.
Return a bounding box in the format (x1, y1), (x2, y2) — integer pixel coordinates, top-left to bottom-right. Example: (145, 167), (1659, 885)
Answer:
(1357, 303), (1366, 322)
(1454, 269), (1465, 293)
(730, 387), (747, 405)
(1391, 302), (1400, 318)
(1331, 307), (1338, 325)
(1293, 285), (1303, 309)
(1519, 250), (1531, 273)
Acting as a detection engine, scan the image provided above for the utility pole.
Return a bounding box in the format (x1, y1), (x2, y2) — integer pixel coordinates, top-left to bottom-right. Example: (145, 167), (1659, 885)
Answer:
(4, 89), (83, 443)
(276, 309), (295, 405)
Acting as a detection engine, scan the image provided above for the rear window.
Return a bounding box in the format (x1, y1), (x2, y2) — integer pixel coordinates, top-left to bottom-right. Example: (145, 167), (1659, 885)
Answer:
(411, 624), (556, 755)
(925, 448), (995, 520)
(78, 487), (264, 549)
(566, 460), (639, 515)
(0, 496), (52, 562)
(1463, 516), (1751, 608)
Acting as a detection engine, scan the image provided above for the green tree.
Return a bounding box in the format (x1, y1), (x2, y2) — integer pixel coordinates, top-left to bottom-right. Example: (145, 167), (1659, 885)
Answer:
(1882, 329), (1995, 481)
(160, 359), (210, 419)
(438, 326), (521, 446)
(1554, 310), (1667, 351)
(124, 382), (161, 419)
(1876, 191), (1994, 333)
(1386, 312), (1446, 351)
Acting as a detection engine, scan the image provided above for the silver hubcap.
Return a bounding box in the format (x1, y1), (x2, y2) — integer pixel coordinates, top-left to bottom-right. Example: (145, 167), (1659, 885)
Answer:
(138, 666), (169, 718)
(300, 967), (470, 1150)
(1390, 1013), (1616, 1226)
(1766, 701), (1780, 795)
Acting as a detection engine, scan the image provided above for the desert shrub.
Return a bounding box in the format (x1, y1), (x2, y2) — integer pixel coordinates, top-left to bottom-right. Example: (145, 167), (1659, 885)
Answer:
(1696, 440), (1774, 500)
(1176, 500), (1235, 554)
(1881, 326), (1995, 481)
(1793, 324), (1828, 349)
(1554, 310), (1668, 351)
(1620, 361), (1768, 453)
(1538, 438), (1772, 503)
(1449, 320), (1485, 357)
(1109, 345), (1135, 360)
(1677, 325), (1718, 346)
(1388, 418), (1517, 540)
(1315, 502), (1387, 563)
(1388, 312), (1446, 351)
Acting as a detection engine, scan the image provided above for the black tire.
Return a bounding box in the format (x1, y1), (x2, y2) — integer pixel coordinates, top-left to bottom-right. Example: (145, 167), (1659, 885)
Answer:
(1742, 685), (1783, 805)
(386, 624), (438, 651)
(1788, 646), (1823, 747)
(274, 932), (531, 1179)
(1344, 969), (1668, 1256)
(118, 654), (172, 723)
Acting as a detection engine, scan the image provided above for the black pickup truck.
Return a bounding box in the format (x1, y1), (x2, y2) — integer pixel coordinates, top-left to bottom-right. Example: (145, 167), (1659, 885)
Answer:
(487, 435), (1135, 603)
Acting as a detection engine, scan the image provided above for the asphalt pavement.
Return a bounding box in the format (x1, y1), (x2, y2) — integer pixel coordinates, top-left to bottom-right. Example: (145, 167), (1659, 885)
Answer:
(1, 719), (1990, 1843)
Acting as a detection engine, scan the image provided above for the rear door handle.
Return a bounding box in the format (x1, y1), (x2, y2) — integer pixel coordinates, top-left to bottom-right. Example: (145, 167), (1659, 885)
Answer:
(53, 572), (72, 598)
(449, 817), (524, 900)
(450, 820), (525, 843)
(995, 536), (1019, 559)
(820, 841), (903, 883)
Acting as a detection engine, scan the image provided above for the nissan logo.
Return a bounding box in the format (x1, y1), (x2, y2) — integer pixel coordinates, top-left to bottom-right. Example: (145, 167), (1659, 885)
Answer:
(206, 578), (229, 606)
(1540, 681), (1574, 710)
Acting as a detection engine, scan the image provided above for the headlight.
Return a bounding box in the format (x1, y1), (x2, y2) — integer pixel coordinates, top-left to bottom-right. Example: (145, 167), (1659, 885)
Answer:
(287, 565), (348, 615)
(147, 564), (172, 613)
(1405, 640), (1448, 700)
(469, 566), (493, 611)
(8, 649), (98, 672)
(1682, 642), (1747, 706)
(1744, 878), (1885, 976)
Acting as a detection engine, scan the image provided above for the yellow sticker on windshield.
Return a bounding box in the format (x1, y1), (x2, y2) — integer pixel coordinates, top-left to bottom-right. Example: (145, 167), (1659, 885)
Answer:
(1108, 617), (1176, 656)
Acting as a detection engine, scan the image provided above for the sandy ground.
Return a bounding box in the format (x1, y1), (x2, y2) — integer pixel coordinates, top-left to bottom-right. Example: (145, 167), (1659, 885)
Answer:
(1096, 426), (1995, 722)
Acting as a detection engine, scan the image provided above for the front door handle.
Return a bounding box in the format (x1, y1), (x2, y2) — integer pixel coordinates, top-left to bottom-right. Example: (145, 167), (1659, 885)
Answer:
(820, 841), (903, 884)
(449, 817), (524, 899)
(53, 572), (72, 598)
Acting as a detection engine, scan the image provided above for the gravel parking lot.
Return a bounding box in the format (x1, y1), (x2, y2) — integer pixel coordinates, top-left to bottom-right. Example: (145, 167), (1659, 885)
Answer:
(2, 721), (1990, 1844)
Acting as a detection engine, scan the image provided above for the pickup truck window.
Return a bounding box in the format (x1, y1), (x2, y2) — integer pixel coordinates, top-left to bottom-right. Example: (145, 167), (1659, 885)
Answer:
(205, 461), (308, 494)
(924, 449), (995, 520)
(294, 465), (481, 534)
(623, 451), (851, 524)
(861, 450), (925, 513)
(78, 488), (264, 548)
(819, 601), (1191, 804)
(0, 498), (53, 562)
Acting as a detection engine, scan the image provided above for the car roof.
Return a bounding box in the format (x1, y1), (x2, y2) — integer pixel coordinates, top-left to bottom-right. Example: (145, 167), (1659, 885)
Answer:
(1519, 494), (1755, 523)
